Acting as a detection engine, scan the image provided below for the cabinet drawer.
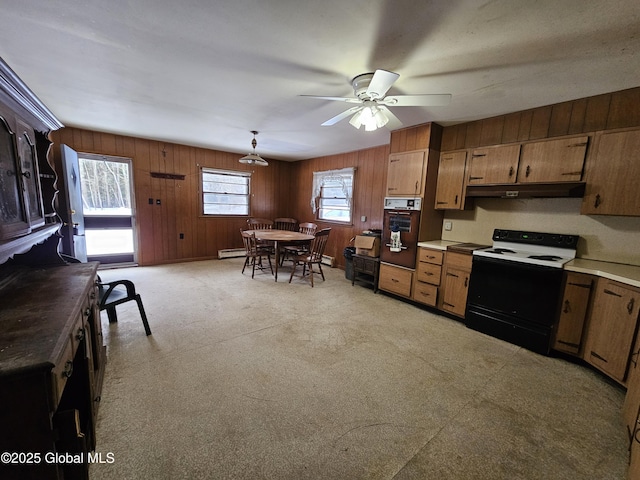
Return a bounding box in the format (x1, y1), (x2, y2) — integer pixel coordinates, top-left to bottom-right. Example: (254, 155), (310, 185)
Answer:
(418, 248), (443, 265)
(51, 339), (76, 411)
(416, 262), (441, 285)
(379, 264), (413, 297)
(444, 252), (472, 270)
(413, 282), (438, 307)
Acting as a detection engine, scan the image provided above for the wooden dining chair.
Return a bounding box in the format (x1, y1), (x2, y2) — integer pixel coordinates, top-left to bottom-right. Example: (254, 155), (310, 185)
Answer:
(288, 228), (331, 287)
(274, 217), (298, 231)
(247, 217), (274, 252)
(241, 229), (273, 278)
(247, 217), (274, 230)
(281, 222), (318, 265)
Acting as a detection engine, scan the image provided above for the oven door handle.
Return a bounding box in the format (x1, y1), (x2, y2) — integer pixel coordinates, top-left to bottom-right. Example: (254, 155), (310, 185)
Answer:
(387, 211), (412, 216)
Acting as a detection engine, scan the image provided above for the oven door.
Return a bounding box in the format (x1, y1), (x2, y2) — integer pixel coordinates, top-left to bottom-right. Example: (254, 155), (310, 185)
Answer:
(380, 210), (420, 268)
(465, 255), (564, 354)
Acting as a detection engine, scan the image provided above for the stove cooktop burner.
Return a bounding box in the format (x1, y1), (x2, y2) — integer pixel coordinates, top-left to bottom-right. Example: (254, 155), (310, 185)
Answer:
(487, 248), (516, 254)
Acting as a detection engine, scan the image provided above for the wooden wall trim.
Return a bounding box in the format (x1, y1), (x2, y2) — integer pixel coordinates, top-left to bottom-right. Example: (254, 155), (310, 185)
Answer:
(441, 86), (640, 151)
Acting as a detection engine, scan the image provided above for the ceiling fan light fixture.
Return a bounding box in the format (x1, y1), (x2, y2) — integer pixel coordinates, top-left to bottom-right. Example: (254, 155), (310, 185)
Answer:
(349, 103), (389, 132)
(239, 130), (268, 166)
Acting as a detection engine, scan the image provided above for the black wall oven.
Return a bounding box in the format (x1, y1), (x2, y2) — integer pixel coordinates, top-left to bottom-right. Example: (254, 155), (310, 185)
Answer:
(465, 229), (579, 355)
(380, 197), (421, 269)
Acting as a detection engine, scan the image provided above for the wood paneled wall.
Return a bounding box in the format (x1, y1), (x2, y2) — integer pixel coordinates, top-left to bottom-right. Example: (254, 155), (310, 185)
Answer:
(50, 127), (292, 266)
(441, 87), (640, 151)
(289, 145), (390, 269)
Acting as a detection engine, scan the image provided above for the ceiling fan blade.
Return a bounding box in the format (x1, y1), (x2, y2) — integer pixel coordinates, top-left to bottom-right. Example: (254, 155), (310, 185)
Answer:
(366, 69), (400, 99)
(380, 94), (452, 107)
(300, 95), (362, 104)
(379, 106), (403, 130)
(321, 106), (363, 126)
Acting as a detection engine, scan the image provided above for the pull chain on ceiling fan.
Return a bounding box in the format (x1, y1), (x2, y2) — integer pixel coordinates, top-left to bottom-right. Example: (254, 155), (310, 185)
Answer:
(301, 69), (451, 131)
(239, 130), (268, 166)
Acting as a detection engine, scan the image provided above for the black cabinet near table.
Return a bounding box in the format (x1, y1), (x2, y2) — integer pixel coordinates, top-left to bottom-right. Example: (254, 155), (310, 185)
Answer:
(352, 254), (380, 293)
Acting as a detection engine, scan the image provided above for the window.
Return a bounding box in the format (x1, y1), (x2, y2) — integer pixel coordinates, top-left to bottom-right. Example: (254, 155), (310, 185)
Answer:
(311, 167), (355, 224)
(201, 168), (251, 216)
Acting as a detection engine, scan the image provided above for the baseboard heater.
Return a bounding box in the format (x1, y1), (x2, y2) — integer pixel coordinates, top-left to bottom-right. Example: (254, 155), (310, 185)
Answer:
(218, 248), (245, 259)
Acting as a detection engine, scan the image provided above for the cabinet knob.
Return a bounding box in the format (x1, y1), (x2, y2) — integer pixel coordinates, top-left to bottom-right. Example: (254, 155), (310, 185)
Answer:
(594, 194), (602, 208)
(563, 299), (571, 314)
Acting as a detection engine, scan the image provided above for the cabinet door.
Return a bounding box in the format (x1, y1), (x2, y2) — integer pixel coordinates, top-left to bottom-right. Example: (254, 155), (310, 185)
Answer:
(16, 118), (45, 229)
(386, 151), (425, 196)
(441, 266), (470, 317)
(379, 263), (413, 297)
(584, 279), (640, 383)
(581, 128), (640, 216)
(467, 144), (520, 184)
(0, 107), (30, 239)
(435, 150), (467, 209)
(518, 135), (588, 183)
(553, 272), (594, 355)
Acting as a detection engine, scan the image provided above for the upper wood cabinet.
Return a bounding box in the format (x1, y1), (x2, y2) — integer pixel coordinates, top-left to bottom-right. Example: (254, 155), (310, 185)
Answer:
(386, 151), (425, 196)
(518, 135), (588, 183)
(583, 278), (640, 383)
(467, 144), (521, 185)
(435, 150), (467, 209)
(581, 128), (640, 216)
(0, 104), (45, 240)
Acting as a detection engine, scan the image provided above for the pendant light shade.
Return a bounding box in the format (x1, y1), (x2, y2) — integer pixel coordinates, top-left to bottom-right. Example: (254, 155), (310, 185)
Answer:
(239, 131), (268, 166)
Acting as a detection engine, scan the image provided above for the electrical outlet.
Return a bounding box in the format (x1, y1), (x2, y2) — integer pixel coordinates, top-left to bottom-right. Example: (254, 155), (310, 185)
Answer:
(444, 221), (453, 231)
(361, 215), (367, 222)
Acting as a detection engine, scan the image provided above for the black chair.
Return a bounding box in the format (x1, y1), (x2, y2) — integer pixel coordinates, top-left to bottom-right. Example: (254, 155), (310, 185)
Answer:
(60, 254), (151, 336)
(98, 279), (152, 336)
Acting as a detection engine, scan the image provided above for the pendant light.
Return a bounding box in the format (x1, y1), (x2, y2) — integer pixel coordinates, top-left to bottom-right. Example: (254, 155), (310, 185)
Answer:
(239, 130), (268, 166)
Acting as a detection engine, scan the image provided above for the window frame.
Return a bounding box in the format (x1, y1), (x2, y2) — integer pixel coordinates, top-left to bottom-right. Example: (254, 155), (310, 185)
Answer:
(200, 167), (251, 217)
(311, 167), (355, 225)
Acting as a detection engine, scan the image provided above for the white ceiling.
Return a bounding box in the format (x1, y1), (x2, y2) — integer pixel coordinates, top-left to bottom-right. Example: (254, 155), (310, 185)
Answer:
(1, 0), (639, 161)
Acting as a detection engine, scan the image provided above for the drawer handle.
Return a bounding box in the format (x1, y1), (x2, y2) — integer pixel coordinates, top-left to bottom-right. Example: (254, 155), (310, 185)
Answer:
(603, 288), (622, 297)
(76, 327), (85, 342)
(472, 153), (487, 157)
(525, 165), (531, 177)
(561, 171), (583, 176)
(464, 276), (468, 287)
(447, 272), (459, 278)
(420, 291), (431, 296)
(391, 278), (399, 283)
(568, 282), (592, 288)
(558, 340), (580, 348)
(590, 351), (608, 363)
(468, 176), (483, 181)
(62, 360), (74, 378)
(567, 142), (588, 147)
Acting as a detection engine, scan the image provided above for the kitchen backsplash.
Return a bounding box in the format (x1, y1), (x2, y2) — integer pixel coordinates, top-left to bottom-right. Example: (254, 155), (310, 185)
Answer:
(441, 198), (640, 267)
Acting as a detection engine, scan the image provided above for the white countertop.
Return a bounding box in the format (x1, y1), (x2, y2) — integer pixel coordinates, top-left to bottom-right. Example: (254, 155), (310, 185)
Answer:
(565, 258), (640, 288)
(417, 240), (461, 251)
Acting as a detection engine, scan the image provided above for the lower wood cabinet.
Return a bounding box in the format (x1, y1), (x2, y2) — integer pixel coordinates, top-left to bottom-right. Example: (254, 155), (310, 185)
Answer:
(440, 252), (472, 317)
(379, 263), (413, 298)
(583, 278), (640, 383)
(553, 272), (595, 355)
(412, 247), (443, 307)
(0, 263), (105, 480)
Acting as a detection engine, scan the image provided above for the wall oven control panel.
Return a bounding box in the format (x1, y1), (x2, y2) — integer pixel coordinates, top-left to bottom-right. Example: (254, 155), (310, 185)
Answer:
(384, 197), (422, 210)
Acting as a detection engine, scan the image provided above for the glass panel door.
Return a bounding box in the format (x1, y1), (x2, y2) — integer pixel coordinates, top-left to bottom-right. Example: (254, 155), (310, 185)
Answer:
(78, 153), (137, 265)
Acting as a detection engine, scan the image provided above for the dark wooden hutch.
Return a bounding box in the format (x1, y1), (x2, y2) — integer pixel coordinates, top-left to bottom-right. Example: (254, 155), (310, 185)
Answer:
(0, 57), (105, 480)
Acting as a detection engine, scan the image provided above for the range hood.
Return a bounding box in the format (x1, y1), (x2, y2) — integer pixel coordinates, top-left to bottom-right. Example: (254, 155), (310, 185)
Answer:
(465, 182), (586, 199)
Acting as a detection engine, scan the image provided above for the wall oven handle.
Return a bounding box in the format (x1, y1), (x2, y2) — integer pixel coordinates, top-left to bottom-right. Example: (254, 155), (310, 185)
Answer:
(385, 244), (408, 250)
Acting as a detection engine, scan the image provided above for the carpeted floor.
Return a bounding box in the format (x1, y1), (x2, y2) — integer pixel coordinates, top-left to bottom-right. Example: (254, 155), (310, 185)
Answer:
(90, 258), (628, 480)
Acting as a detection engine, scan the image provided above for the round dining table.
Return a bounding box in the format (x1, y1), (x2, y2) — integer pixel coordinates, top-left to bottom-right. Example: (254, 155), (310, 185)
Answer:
(244, 229), (315, 281)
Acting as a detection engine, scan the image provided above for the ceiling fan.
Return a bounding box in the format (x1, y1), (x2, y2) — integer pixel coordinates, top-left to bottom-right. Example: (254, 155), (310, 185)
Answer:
(302, 69), (451, 131)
